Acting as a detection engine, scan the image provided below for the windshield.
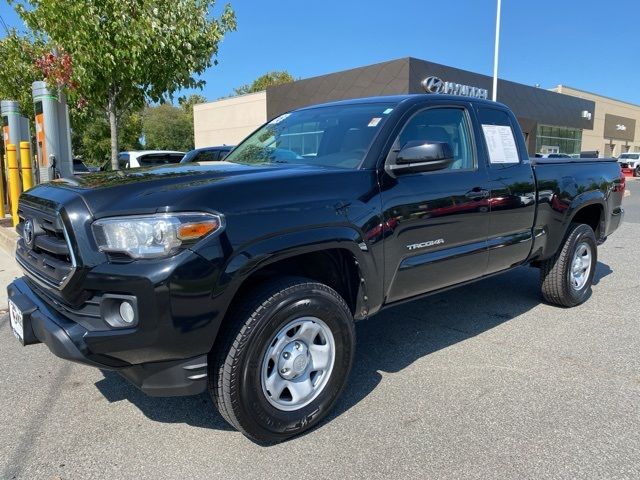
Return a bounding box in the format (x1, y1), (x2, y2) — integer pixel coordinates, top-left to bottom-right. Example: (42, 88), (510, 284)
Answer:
(224, 103), (396, 169)
(620, 154), (639, 160)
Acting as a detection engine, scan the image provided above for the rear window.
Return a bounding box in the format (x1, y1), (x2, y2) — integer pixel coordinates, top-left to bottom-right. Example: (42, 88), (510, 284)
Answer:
(620, 154), (639, 160)
(139, 153), (184, 166)
(477, 107), (522, 165)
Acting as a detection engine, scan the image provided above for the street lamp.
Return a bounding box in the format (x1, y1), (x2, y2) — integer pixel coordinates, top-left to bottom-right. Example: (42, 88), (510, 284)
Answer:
(492, 0), (502, 101)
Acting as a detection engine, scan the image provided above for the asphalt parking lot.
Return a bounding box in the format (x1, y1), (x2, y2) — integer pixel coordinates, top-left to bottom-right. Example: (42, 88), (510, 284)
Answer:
(1, 181), (639, 480)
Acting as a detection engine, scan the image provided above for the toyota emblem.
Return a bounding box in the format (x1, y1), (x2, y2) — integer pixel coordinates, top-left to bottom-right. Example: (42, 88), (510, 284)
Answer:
(23, 219), (35, 249)
(422, 76), (445, 94)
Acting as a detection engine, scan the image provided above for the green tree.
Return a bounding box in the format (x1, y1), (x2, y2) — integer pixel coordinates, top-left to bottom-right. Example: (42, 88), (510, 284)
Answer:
(72, 108), (143, 166)
(12, 0), (236, 170)
(233, 70), (295, 95)
(179, 94), (208, 114)
(0, 29), (45, 118)
(143, 103), (193, 151)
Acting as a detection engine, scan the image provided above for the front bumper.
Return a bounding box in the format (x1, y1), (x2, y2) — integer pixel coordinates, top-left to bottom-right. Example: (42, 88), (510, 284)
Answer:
(7, 278), (208, 396)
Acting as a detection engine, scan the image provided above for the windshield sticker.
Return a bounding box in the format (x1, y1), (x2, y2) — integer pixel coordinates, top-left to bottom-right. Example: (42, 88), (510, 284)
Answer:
(368, 117), (382, 127)
(482, 124), (519, 163)
(269, 113), (291, 125)
(382, 108), (394, 115)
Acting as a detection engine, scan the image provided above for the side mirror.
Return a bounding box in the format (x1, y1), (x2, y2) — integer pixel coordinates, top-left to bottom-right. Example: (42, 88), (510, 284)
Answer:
(388, 140), (454, 175)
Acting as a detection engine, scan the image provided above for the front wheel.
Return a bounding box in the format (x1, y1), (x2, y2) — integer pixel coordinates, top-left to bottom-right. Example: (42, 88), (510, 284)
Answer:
(540, 223), (597, 307)
(209, 277), (355, 443)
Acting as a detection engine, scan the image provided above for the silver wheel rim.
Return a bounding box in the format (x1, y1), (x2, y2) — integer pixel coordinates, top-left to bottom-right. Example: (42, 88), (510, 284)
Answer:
(569, 241), (592, 290)
(261, 316), (336, 411)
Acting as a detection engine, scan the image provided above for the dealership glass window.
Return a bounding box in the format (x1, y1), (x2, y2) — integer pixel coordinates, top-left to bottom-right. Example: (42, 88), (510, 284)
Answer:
(535, 124), (582, 155)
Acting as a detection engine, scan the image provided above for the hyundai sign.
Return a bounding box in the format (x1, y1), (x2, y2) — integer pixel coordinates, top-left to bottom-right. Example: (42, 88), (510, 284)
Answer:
(422, 76), (489, 100)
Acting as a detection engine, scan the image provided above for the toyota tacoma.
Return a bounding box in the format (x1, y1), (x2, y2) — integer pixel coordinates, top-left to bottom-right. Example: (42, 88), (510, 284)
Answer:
(7, 95), (625, 443)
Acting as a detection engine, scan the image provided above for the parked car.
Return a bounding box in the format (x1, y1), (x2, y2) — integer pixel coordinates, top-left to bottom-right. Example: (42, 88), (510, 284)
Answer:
(534, 153), (572, 158)
(618, 152), (640, 176)
(8, 95), (625, 443)
(117, 150), (185, 169)
(72, 158), (91, 175)
(180, 145), (235, 163)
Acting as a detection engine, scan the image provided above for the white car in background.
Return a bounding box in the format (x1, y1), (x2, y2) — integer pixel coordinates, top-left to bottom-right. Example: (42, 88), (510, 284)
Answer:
(117, 150), (185, 169)
(618, 152), (640, 177)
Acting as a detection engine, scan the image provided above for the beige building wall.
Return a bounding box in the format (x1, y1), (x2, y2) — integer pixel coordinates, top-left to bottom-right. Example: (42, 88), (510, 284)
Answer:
(553, 85), (640, 156)
(193, 91), (267, 148)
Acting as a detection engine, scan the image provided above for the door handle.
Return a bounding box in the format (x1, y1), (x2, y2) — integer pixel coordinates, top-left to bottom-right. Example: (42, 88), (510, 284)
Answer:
(465, 188), (489, 200)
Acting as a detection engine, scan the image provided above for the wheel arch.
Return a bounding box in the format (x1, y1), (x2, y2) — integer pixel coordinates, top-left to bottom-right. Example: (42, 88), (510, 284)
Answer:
(531, 191), (606, 263)
(216, 227), (381, 324)
(567, 192), (606, 239)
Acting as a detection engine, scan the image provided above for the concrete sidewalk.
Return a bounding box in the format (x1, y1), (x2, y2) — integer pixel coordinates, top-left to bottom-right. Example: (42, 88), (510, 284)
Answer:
(0, 219), (21, 308)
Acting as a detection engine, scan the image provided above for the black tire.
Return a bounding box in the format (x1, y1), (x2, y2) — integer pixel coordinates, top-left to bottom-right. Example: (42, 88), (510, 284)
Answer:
(540, 223), (597, 307)
(208, 276), (355, 443)
(635, 166), (640, 177)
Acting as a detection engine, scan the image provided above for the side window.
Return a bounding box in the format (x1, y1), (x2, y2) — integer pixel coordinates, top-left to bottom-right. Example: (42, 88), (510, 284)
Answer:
(396, 107), (474, 171)
(477, 108), (522, 166)
(117, 153), (130, 169)
(199, 150), (219, 161)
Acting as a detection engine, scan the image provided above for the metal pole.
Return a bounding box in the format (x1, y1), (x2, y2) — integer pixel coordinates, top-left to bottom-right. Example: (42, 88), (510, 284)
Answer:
(492, 0), (502, 102)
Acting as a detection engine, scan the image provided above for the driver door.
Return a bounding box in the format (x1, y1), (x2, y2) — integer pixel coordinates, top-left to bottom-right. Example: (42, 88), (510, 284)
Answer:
(380, 102), (491, 303)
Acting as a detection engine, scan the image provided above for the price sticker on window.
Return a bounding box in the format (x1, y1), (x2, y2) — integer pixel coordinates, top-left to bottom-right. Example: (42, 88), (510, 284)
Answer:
(482, 124), (519, 164)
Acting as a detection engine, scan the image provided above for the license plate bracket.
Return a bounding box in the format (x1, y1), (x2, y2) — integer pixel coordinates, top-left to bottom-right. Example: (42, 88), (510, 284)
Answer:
(6, 292), (39, 346)
(9, 299), (24, 342)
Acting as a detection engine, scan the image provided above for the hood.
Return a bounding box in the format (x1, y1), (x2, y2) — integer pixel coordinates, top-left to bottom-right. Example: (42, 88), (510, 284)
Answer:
(52, 161), (294, 190)
(42, 161), (354, 218)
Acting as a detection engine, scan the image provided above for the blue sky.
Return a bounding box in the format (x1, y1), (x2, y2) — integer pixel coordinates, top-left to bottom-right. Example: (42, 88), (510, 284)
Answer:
(2, 0), (639, 104)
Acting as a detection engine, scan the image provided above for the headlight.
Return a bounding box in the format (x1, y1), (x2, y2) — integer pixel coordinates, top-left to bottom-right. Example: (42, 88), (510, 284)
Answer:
(92, 212), (223, 259)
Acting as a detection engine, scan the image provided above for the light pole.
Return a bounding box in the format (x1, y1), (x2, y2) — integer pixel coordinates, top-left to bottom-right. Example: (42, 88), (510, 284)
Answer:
(492, 0), (502, 101)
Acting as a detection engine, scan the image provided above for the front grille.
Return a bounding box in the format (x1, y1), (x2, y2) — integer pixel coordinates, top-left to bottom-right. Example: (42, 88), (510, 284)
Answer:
(16, 200), (76, 289)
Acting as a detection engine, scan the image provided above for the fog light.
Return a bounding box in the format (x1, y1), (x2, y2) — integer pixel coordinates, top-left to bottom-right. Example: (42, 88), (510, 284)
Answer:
(119, 301), (135, 324)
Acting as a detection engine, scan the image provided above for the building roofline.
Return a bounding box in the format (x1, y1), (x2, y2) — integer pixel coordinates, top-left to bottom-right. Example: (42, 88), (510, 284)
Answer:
(555, 85), (640, 108)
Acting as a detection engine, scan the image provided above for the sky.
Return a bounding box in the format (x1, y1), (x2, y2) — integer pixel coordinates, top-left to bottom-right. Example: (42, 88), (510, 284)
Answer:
(1, 0), (639, 104)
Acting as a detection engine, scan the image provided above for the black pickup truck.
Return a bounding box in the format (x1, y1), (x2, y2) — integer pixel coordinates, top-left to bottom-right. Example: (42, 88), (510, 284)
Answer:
(7, 95), (625, 442)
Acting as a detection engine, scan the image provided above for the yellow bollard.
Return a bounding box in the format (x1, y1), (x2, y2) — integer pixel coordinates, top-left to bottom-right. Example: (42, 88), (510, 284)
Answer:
(6, 144), (22, 226)
(0, 153), (5, 218)
(19, 142), (33, 191)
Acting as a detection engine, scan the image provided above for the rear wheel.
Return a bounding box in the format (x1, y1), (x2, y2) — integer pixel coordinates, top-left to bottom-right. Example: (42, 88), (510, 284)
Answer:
(634, 166), (640, 177)
(540, 223), (597, 307)
(209, 277), (355, 443)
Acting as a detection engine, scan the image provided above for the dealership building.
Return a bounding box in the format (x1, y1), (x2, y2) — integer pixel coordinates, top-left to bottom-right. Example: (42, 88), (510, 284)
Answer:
(551, 85), (639, 156)
(194, 57), (639, 157)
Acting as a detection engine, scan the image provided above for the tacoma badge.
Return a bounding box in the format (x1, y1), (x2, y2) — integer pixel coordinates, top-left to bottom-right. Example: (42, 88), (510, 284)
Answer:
(406, 238), (445, 251)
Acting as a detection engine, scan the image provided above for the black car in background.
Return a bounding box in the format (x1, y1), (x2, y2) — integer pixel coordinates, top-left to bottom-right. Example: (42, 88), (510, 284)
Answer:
(73, 158), (99, 175)
(180, 145), (235, 163)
